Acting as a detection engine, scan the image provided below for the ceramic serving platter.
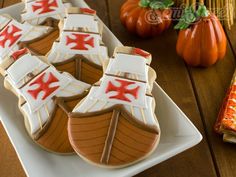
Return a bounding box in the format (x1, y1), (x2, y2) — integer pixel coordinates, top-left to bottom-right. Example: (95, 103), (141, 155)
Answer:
(0, 1), (202, 177)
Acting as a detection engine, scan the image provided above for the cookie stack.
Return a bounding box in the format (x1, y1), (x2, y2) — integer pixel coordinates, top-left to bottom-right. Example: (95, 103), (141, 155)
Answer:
(0, 0), (161, 168)
(215, 71), (236, 143)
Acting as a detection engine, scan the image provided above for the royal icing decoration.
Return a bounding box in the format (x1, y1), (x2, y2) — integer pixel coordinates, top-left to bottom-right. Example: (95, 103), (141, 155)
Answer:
(0, 15), (51, 63)
(0, 15), (11, 30)
(58, 31), (100, 55)
(0, 21), (29, 61)
(132, 48), (151, 58)
(7, 53), (46, 87)
(27, 72), (60, 100)
(214, 72), (236, 143)
(21, 67), (71, 113)
(215, 80), (236, 133)
(11, 48), (29, 60)
(47, 7), (108, 66)
(106, 53), (148, 81)
(106, 79), (140, 102)
(5, 51), (90, 134)
(73, 47), (158, 127)
(21, 0), (71, 25)
(80, 8), (96, 15)
(32, 0), (59, 14)
(63, 13), (99, 33)
(93, 75), (147, 108)
(0, 24), (22, 48)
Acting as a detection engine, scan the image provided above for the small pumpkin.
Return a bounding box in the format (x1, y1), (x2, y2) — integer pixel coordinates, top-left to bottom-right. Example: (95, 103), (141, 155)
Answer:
(120, 0), (174, 38)
(175, 5), (227, 67)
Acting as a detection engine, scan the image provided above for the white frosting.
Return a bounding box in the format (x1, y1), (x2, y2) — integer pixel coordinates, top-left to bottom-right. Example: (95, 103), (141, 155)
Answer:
(58, 31), (101, 55)
(0, 15), (51, 63)
(106, 53), (148, 81)
(21, 0), (72, 25)
(6, 53), (46, 87)
(5, 52), (91, 134)
(21, 99), (56, 134)
(21, 74), (90, 134)
(73, 52), (158, 127)
(21, 22), (51, 41)
(0, 15), (11, 30)
(47, 41), (108, 66)
(63, 14), (99, 33)
(73, 86), (158, 127)
(0, 20), (32, 62)
(92, 75), (147, 108)
(47, 10), (108, 66)
(20, 66), (71, 113)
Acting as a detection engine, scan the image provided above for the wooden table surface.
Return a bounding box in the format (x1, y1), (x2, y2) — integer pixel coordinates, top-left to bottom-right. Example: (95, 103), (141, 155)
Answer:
(0, 0), (236, 177)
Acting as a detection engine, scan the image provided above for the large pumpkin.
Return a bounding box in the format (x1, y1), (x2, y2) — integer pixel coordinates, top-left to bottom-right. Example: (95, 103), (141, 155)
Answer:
(120, 0), (173, 38)
(175, 6), (227, 67)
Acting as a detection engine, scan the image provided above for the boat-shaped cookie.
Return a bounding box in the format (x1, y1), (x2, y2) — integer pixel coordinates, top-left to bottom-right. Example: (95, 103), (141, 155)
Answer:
(4, 48), (90, 154)
(47, 7), (108, 84)
(68, 46), (160, 167)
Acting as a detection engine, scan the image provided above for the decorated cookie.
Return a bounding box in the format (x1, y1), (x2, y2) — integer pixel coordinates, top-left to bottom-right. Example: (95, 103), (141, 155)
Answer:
(0, 14), (58, 74)
(21, 0), (72, 27)
(47, 7), (109, 84)
(4, 48), (90, 154)
(68, 46), (160, 168)
(215, 71), (236, 143)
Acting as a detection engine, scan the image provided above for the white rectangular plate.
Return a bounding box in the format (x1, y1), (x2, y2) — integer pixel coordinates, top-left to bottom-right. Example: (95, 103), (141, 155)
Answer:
(0, 1), (202, 177)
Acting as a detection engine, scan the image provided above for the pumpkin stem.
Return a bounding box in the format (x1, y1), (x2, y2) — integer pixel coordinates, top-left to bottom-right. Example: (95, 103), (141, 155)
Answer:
(139, 0), (174, 9)
(196, 5), (209, 17)
(139, 0), (150, 7)
(174, 4), (209, 30)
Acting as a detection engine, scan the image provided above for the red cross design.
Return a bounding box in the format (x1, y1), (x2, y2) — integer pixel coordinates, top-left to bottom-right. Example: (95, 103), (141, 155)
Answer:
(0, 24), (22, 48)
(27, 72), (59, 100)
(105, 79), (140, 102)
(32, 0), (58, 14)
(66, 33), (95, 51)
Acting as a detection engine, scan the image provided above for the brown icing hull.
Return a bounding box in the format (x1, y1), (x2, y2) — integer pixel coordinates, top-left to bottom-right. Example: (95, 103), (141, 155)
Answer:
(35, 104), (74, 154)
(68, 106), (159, 167)
(54, 56), (103, 85)
(28, 93), (88, 154)
(19, 29), (59, 56)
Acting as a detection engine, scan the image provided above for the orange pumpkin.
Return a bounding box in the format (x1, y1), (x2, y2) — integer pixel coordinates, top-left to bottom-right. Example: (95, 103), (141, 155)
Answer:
(176, 6), (227, 67)
(120, 0), (173, 38)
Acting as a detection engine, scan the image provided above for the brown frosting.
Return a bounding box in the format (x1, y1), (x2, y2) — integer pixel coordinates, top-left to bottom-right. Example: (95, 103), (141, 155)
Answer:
(68, 105), (159, 166)
(53, 55), (103, 84)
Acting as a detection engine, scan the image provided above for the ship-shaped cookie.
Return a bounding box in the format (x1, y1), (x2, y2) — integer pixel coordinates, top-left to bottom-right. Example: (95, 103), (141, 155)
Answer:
(47, 7), (108, 84)
(68, 46), (160, 167)
(20, 0), (72, 55)
(4, 48), (90, 154)
(0, 14), (56, 73)
(215, 71), (236, 143)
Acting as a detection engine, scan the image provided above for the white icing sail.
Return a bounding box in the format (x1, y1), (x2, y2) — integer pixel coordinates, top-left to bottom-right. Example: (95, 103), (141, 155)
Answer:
(0, 15), (51, 63)
(47, 8), (109, 66)
(21, 0), (72, 25)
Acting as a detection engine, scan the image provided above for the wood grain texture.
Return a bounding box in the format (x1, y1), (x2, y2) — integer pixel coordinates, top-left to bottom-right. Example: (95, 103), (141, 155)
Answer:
(188, 38), (236, 177)
(1, 0), (236, 176)
(0, 123), (26, 177)
(107, 0), (217, 177)
(3, 0), (19, 7)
